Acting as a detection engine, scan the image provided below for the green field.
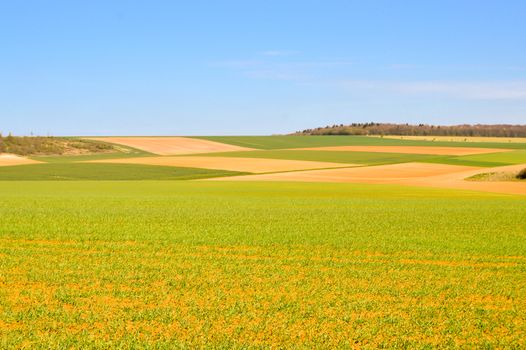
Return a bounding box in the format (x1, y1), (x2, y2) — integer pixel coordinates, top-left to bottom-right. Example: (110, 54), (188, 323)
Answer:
(196, 135), (526, 150)
(420, 150), (526, 168)
(196, 149), (437, 165)
(453, 149), (526, 165)
(1, 181), (525, 348)
(1, 135), (525, 348)
(0, 163), (244, 181)
(31, 149), (153, 164)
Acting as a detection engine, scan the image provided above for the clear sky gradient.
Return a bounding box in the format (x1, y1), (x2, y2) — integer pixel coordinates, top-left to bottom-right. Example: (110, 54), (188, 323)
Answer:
(1, 1), (525, 136)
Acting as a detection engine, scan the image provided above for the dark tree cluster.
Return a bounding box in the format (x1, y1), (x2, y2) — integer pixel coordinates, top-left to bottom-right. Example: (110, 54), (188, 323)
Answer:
(293, 123), (526, 137)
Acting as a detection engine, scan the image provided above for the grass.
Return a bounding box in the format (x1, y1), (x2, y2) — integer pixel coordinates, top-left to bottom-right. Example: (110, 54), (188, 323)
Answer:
(466, 172), (521, 181)
(31, 149), (153, 163)
(466, 168), (526, 182)
(451, 149), (526, 165)
(0, 136), (116, 156)
(420, 150), (526, 168)
(0, 181), (525, 348)
(420, 156), (511, 168)
(192, 149), (438, 165)
(195, 135), (526, 150)
(0, 163), (245, 180)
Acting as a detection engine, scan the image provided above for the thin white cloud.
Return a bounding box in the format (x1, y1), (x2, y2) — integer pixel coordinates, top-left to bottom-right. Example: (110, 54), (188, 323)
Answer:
(260, 50), (301, 57)
(388, 63), (416, 70)
(211, 60), (263, 68)
(341, 80), (526, 100)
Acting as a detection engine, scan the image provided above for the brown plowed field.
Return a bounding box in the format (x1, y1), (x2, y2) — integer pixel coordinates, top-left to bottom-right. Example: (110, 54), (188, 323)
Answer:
(86, 137), (254, 155)
(90, 156), (356, 173)
(0, 154), (41, 167)
(293, 145), (512, 155)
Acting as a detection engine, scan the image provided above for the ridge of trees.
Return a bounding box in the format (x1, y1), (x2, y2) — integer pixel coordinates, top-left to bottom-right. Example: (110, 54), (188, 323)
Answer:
(293, 123), (526, 137)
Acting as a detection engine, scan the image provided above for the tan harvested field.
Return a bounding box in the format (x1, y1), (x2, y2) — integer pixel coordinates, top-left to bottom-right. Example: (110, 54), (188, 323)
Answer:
(86, 137), (254, 155)
(373, 135), (526, 143)
(294, 145), (512, 155)
(210, 162), (526, 196)
(91, 156), (355, 173)
(0, 154), (41, 167)
(212, 162), (478, 183)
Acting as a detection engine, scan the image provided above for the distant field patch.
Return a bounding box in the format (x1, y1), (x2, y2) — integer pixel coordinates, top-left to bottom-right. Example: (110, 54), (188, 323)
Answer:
(377, 135), (526, 143)
(196, 135), (526, 150)
(87, 137), (254, 155)
(294, 145), (512, 156)
(212, 162), (478, 183)
(0, 154), (41, 167)
(0, 163), (243, 180)
(200, 149), (437, 165)
(91, 156), (354, 173)
(451, 149), (526, 165)
(212, 162), (526, 196)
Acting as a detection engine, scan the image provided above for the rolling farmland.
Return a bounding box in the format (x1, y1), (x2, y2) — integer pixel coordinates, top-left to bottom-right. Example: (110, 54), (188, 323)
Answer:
(1, 135), (525, 348)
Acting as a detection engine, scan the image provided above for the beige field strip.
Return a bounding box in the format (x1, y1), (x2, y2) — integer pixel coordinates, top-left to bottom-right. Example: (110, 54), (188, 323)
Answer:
(209, 162), (526, 196)
(212, 163), (477, 183)
(372, 135), (526, 143)
(91, 156), (356, 173)
(0, 154), (41, 167)
(293, 145), (512, 156)
(86, 137), (254, 155)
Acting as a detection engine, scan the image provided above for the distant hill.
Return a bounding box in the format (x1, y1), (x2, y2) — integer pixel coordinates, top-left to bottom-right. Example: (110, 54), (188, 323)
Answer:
(293, 123), (526, 137)
(0, 134), (115, 156)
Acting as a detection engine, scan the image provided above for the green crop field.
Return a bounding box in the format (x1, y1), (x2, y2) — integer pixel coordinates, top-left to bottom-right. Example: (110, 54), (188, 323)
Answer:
(1, 135), (525, 348)
(0, 163), (244, 181)
(452, 149), (526, 165)
(196, 149), (437, 165)
(196, 135), (526, 150)
(31, 149), (153, 164)
(421, 150), (526, 168)
(1, 181), (525, 348)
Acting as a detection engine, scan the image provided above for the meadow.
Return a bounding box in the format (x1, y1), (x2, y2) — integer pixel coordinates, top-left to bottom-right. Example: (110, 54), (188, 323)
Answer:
(1, 181), (525, 348)
(196, 150), (437, 166)
(0, 163), (243, 181)
(1, 135), (525, 348)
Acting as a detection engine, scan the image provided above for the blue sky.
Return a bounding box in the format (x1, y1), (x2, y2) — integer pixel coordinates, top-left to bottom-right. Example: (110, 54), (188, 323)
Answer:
(1, 0), (525, 136)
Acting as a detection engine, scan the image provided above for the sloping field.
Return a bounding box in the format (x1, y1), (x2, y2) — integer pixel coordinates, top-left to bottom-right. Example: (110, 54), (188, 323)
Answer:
(91, 156), (355, 173)
(211, 162), (526, 196)
(0, 154), (41, 166)
(0, 163), (244, 180)
(196, 135), (526, 150)
(451, 149), (526, 165)
(86, 137), (254, 155)
(212, 162), (478, 183)
(197, 149), (437, 165)
(295, 145), (511, 156)
(423, 149), (526, 168)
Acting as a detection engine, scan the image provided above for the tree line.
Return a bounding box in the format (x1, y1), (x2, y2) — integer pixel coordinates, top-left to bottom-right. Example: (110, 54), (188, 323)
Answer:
(293, 123), (526, 137)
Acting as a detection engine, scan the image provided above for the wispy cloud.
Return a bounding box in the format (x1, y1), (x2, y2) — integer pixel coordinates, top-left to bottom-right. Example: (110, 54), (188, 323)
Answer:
(213, 56), (353, 82)
(341, 80), (526, 100)
(213, 55), (526, 100)
(260, 50), (301, 57)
